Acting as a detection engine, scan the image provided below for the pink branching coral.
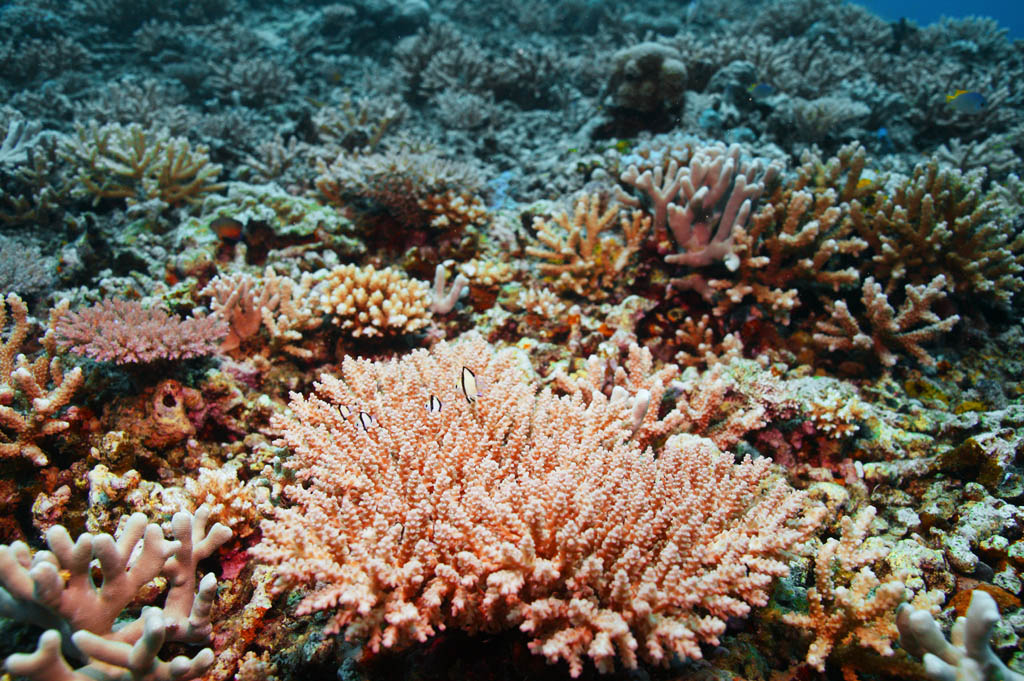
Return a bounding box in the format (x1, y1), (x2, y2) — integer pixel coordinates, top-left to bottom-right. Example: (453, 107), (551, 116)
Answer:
(617, 141), (781, 270)
(54, 298), (226, 364)
(813, 275), (961, 367)
(252, 334), (824, 676)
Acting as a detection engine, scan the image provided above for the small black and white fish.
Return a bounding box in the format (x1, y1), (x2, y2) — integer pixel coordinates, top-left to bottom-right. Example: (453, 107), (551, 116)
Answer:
(427, 394), (443, 413)
(358, 411), (374, 431)
(339, 404), (351, 419)
(461, 367), (479, 403)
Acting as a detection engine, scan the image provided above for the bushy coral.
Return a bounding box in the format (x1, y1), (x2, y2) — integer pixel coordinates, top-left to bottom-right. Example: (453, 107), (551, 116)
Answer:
(54, 298), (226, 364)
(61, 122), (225, 208)
(253, 335), (824, 676)
(313, 263), (431, 338)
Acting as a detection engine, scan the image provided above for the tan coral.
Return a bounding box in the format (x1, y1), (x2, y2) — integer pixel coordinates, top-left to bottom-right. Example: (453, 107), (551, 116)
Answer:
(526, 193), (650, 299)
(0, 294), (82, 466)
(202, 267), (322, 358)
(314, 263), (431, 337)
(782, 506), (944, 671)
(61, 122), (224, 207)
(673, 145), (868, 324)
(813, 275), (961, 367)
(183, 465), (270, 539)
(848, 159), (1024, 304)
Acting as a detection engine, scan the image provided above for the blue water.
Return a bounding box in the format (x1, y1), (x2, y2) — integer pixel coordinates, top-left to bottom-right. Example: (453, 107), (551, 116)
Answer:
(856, 0), (1023, 37)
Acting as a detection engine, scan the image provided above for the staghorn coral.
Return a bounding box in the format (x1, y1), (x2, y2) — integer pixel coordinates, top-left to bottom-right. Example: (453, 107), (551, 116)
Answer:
(782, 506), (944, 671)
(0, 121), (70, 228)
(0, 508), (231, 681)
(672, 145), (869, 324)
(526, 193), (650, 300)
(252, 334), (824, 676)
(202, 267), (324, 359)
(848, 159), (1024, 304)
(61, 122), (225, 209)
(813, 275), (961, 368)
(312, 93), (407, 154)
(54, 298), (226, 364)
(0, 295), (82, 467)
(618, 141), (781, 270)
(0, 119), (45, 166)
(0, 236), (56, 301)
(313, 263), (431, 338)
(239, 135), (309, 185)
(207, 58), (297, 107)
(670, 313), (744, 369)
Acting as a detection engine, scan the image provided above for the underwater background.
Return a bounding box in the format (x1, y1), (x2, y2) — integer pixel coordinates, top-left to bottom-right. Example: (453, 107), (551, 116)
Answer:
(860, 0), (1024, 37)
(1, 0), (1023, 679)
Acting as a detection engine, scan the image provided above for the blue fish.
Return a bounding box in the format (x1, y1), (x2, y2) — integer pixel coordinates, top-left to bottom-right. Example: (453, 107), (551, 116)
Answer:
(747, 83), (775, 101)
(946, 90), (986, 114)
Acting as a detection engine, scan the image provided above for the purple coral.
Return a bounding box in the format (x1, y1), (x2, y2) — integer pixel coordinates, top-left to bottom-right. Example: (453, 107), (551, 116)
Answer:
(54, 298), (226, 364)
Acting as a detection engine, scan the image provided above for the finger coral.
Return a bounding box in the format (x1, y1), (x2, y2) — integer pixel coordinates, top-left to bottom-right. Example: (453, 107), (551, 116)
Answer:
(61, 122), (225, 208)
(252, 334), (824, 676)
(0, 508), (232, 681)
(526, 193), (650, 299)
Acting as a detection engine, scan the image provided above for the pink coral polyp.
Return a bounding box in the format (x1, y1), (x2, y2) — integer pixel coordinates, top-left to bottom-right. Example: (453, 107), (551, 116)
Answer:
(54, 298), (226, 364)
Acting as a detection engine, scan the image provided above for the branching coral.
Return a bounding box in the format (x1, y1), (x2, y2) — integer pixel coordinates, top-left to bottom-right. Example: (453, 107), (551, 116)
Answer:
(316, 148), (486, 233)
(897, 589), (1021, 681)
(618, 141), (781, 270)
(526, 193), (650, 299)
(61, 122), (225, 208)
(0, 294), (82, 466)
(672, 145), (868, 323)
(848, 159), (1024, 304)
(202, 268), (322, 358)
(313, 263), (431, 338)
(54, 298), (226, 364)
(0, 508), (231, 681)
(782, 506), (943, 671)
(252, 334), (824, 676)
(813, 275), (961, 367)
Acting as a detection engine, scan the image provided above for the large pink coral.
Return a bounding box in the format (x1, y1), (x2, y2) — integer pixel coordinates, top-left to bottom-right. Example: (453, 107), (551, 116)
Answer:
(252, 334), (824, 676)
(54, 299), (226, 364)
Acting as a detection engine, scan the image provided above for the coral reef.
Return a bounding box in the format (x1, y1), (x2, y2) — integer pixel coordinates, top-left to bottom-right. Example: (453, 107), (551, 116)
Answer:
(0, 0), (1022, 678)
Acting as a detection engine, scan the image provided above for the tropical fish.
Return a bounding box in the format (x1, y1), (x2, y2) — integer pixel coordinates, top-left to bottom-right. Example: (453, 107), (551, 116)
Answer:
(876, 126), (892, 151)
(946, 90), (986, 114)
(358, 411), (374, 431)
(427, 395), (442, 413)
(209, 217), (244, 241)
(747, 83), (775, 101)
(461, 367), (479, 403)
(338, 404), (351, 419)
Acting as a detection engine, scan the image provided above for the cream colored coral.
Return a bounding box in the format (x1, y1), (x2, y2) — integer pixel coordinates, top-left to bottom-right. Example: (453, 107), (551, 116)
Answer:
(526, 193), (650, 299)
(314, 263), (431, 337)
(184, 465), (271, 539)
(782, 506), (943, 670)
(0, 294), (82, 466)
